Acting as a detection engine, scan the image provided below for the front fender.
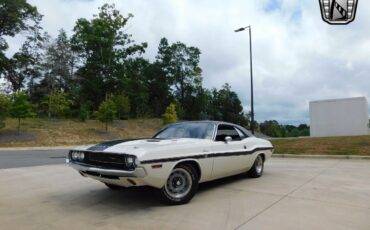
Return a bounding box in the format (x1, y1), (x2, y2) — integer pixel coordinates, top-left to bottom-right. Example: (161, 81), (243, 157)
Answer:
(140, 158), (210, 188)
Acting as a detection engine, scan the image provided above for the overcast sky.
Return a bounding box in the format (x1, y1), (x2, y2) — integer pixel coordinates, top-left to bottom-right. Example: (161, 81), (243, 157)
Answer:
(5, 0), (370, 125)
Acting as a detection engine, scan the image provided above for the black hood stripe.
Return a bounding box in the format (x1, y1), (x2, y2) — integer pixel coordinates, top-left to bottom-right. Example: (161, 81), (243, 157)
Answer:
(87, 139), (146, 151)
(140, 147), (274, 164)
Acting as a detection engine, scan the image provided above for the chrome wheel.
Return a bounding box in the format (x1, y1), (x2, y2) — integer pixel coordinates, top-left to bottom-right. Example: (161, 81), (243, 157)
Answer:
(255, 155), (263, 175)
(248, 154), (264, 178)
(164, 168), (193, 199)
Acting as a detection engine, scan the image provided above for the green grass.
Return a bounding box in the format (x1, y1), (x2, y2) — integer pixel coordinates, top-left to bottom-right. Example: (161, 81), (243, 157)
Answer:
(271, 135), (370, 156)
(0, 118), (163, 147)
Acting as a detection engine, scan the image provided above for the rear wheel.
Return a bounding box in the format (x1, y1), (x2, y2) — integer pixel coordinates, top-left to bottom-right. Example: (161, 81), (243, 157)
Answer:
(159, 164), (198, 205)
(248, 155), (264, 178)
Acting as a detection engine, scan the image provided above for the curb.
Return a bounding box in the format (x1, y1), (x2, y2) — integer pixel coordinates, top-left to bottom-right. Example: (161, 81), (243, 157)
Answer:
(273, 154), (370, 160)
(0, 146), (75, 151)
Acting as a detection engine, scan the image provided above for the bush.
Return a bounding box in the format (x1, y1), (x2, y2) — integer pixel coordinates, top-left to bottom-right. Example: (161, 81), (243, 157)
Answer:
(163, 103), (178, 125)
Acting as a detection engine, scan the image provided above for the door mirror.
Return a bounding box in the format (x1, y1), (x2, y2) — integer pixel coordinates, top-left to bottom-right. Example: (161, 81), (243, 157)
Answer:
(224, 136), (232, 143)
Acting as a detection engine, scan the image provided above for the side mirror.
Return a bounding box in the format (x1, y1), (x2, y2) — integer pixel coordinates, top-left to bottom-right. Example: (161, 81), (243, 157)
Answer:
(225, 136), (232, 143)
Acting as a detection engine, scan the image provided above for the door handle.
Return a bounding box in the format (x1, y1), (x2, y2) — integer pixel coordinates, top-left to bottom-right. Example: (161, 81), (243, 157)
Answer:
(203, 149), (210, 153)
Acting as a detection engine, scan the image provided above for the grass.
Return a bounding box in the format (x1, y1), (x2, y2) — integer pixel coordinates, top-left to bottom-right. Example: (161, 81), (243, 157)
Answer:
(271, 135), (370, 156)
(0, 118), (163, 147)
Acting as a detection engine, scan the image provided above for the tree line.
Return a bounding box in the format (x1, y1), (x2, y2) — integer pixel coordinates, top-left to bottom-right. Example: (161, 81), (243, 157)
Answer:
(0, 1), (309, 137)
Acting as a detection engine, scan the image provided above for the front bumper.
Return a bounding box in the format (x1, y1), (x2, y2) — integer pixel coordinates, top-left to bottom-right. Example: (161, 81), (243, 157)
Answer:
(66, 159), (146, 178)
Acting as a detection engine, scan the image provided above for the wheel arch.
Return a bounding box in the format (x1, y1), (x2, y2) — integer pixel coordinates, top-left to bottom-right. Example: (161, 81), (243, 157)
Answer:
(259, 153), (266, 162)
(172, 159), (202, 181)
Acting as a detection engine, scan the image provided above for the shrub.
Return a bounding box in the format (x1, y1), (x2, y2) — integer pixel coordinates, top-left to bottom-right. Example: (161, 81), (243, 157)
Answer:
(163, 103), (178, 125)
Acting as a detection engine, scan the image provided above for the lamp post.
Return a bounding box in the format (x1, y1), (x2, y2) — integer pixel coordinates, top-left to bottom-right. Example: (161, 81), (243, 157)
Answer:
(234, 25), (255, 134)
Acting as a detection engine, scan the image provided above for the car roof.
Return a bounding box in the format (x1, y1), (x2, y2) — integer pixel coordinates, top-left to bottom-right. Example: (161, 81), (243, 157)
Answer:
(170, 120), (254, 136)
(172, 120), (237, 126)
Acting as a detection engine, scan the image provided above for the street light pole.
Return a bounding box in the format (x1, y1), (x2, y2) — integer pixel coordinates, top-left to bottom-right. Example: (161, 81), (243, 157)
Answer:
(235, 26), (255, 134)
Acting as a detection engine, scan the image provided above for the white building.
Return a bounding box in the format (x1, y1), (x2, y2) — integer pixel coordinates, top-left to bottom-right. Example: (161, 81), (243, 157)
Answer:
(309, 97), (369, 137)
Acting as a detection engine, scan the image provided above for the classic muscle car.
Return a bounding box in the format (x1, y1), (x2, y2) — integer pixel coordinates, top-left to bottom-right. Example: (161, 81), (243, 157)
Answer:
(67, 121), (274, 204)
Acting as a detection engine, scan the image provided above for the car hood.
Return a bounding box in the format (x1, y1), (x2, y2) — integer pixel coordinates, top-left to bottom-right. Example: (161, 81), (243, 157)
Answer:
(74, 138), (213, 158)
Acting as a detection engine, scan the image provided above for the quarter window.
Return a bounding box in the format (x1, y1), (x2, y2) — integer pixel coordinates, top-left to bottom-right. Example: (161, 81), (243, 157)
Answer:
(235, 128), (247, 139)
(215, 125), (242, 141)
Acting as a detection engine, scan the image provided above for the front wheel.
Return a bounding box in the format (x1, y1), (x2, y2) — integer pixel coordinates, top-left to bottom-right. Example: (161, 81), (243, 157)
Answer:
(248, 154), (264, 178)
(159, 164), (199, 205)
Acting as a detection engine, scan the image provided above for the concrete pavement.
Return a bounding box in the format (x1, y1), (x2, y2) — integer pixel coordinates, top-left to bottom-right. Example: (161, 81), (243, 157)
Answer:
(0, 158), (369, 229)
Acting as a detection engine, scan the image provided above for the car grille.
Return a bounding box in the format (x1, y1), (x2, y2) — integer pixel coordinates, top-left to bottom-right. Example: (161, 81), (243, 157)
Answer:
(69, 151), (135, 171)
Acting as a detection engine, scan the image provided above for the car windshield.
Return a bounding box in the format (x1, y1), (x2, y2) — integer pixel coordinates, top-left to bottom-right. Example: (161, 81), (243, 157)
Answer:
(153, 122), (215, 140)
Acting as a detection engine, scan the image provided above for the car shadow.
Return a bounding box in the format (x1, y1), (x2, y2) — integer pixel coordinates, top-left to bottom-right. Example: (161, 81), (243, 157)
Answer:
(53, 173), (255, 212)
(198, 173), (252, 193)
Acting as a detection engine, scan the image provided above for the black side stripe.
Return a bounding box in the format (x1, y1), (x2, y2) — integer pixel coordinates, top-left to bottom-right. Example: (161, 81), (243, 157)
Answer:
(140, 147), (274, 164)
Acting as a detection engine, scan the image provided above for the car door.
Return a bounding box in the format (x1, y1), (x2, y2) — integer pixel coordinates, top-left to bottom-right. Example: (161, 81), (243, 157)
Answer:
(210, 124), (249, 179)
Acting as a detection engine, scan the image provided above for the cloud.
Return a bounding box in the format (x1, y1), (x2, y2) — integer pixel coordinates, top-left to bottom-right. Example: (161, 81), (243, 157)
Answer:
(5, 0), (370, 125)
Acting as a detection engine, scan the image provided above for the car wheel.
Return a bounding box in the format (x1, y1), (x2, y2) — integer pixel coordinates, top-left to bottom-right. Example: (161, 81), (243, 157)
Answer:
(248, 154), (264, 178)
(159, 164), (199, 205)
(104, 183), (123, 190)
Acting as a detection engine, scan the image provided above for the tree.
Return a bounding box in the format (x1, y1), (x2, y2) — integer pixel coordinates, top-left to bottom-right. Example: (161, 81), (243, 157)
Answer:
(42, 90), (72, 118)
(156, 38), (202, 119)
(4, 31), (46, 93)
(9, 92), (34, 134)
(71, 4), (147, 109)
(96, 99), (117, 132)
(163, 103), (178, 125)
(0, 94), (10, 129)
(121, 58), (151, 117)
(79, 104), (89, 122)
(112, 94), (130, 119)
(207, 83), (247, 126)
(144, 62), (171, 117)
(42, 29), (76, 92)
(0, 0), (42, 74)
(260, 120), (282, 137)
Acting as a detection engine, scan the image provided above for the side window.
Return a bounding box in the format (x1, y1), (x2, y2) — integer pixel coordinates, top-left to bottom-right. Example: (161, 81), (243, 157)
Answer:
(215, 125), (241, 141)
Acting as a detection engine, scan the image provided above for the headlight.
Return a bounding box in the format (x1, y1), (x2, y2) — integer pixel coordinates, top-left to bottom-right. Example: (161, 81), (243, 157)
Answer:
(78, 152), (85, 161)
(72, 151), (79, 160)
(126, 156), (134, 165)
(135, 158), (140, 166)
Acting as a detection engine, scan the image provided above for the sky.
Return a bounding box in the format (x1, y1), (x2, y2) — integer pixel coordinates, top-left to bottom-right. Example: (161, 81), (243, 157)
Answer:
(5, 0), (370, 125)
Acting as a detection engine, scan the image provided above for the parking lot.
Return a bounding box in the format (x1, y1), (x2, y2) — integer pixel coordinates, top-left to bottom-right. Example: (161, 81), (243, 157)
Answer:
(0, 158), (369, 230)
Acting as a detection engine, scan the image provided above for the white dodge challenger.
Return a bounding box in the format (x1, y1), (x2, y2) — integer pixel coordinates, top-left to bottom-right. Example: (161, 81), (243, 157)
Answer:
(67, 121), (274, 204)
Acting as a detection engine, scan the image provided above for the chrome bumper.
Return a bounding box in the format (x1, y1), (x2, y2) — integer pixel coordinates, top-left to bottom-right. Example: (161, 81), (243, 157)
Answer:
(66, 159), (146, 178)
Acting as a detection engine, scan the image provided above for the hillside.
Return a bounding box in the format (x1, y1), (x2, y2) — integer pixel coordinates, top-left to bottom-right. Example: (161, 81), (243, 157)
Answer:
(0, 118), (163, 147)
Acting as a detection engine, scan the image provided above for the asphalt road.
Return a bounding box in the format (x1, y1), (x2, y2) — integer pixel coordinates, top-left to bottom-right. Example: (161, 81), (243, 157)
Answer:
(0, 149), (68, 169)
(1, 158), (369, 229)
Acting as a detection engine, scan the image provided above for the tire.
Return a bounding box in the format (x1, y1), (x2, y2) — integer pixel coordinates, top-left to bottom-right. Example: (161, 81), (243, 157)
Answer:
(159, 164), (199, 205)
(104, 183), (124, 190)
(248, 154), (264, 178)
